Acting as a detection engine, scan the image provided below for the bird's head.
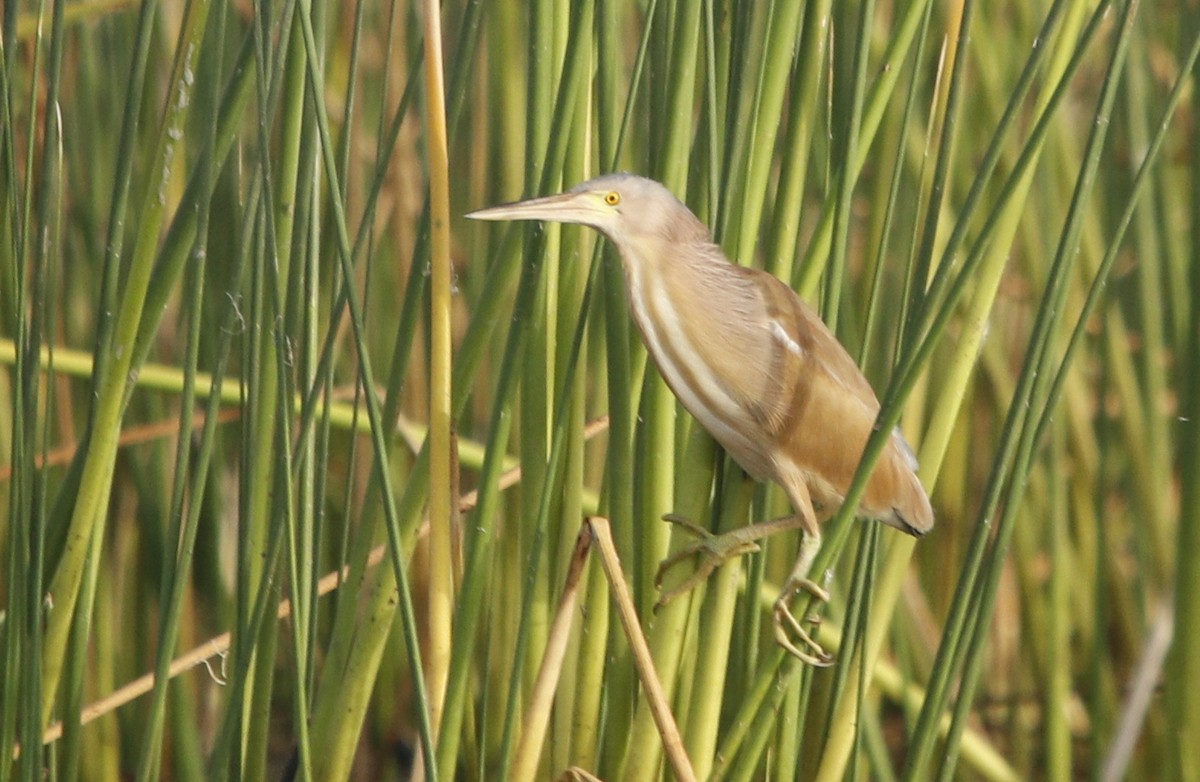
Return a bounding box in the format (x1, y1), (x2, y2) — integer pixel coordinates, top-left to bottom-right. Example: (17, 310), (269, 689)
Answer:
(467, 173), (709, 247)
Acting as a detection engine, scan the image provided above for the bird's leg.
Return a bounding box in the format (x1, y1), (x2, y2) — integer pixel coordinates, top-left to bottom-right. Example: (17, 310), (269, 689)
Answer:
(654, 512), (809, 609)
(773, 531), (834, 666)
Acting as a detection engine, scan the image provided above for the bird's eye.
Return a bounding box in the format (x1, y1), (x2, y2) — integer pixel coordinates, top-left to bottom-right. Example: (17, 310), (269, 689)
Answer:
(604, 192), (621, 206)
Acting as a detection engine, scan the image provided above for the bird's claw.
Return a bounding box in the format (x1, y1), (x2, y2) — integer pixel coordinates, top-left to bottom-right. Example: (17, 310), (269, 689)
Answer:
(654, 513), (761, 610)
(659, 513), (712, 540)
(773, 577), (834, 666)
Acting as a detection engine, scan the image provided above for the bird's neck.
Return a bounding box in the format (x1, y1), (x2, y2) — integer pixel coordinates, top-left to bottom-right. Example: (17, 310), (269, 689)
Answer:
(616, 236), (730, 363)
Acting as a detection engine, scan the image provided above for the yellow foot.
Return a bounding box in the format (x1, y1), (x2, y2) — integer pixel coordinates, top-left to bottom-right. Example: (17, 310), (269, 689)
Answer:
(773, 577), (834, 666)
(654, 513), (762, 609)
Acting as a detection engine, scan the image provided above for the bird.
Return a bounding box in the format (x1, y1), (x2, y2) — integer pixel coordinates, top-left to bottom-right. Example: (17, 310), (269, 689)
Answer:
(467, 173), (933, 663)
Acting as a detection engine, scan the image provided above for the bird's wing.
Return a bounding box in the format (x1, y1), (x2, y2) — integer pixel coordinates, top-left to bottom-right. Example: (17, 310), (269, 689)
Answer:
(665, 255), (880, 446)
(769, 287), (922, 469)
(772, 278), (877, 403)
(756, 274), (931, 530)
(740, 272), (880, 433)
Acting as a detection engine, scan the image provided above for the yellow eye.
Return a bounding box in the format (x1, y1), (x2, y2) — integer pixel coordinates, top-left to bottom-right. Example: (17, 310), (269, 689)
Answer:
(604, 191), (621, 206)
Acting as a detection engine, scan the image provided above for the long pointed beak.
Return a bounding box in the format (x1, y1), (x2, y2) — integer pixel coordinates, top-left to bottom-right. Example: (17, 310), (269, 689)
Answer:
(466, 191), (600, 227)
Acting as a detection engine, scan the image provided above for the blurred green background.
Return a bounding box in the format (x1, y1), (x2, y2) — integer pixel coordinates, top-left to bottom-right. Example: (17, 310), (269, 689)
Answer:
(2, 0), (1199, 779)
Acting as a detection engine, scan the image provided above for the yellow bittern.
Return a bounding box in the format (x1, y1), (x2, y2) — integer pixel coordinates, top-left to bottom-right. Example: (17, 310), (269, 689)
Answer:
(468, 174), (933, 663)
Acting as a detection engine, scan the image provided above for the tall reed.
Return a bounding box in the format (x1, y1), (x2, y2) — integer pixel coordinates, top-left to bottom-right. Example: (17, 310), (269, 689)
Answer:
(1, 1), (1196, 779)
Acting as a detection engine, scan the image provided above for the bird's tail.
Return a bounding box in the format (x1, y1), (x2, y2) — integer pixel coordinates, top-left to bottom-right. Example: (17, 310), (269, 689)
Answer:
(877, 433), (935, 537)
(885, 468), (934, 537)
